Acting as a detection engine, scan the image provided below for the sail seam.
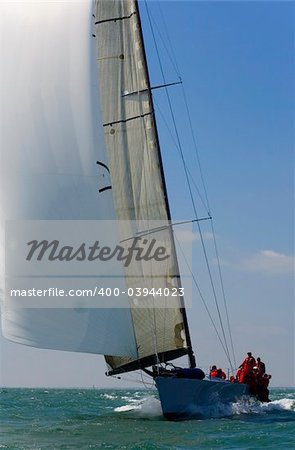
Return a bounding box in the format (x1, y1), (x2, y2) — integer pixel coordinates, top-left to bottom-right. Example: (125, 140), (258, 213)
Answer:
(103, 112), (152, 127)
(95, 12), (136, 25)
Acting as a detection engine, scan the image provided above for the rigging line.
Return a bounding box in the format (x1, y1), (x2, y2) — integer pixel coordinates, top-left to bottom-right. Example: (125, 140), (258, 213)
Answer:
(156, 1), (235, 366)
(210, 220), (237, 369)
(130, 218), (212, 240)
(153, 97), (209, 213)
(158, 3), (181, 77)
(147, 72), (209, 216)
(181, 84), (236, 367)
(179, 88), (237, 364)
(195, 219), (233, 370)
(180, 78), (236, 367)
(145, 246), (161, 367)
(135, 2), (196, 368)
(153, 5), (210, 213)
(158, 2), (211, 224)
(140, 370), (156, 390)
(144, 0), (232, 368)
(148, 3), (180, 78)
(152, 4), (211, 214)
(135, 2), (195, 368)
(155, 5), (235, 368)
(180, 84), (211, 214)
(111, 374), (154, 386)
(157, 1), (209, 216)
(174, 235), (232, 363)
(161, 295), (169, 369)
(152, 299), (161, 366)
(131, 370), (154, 382)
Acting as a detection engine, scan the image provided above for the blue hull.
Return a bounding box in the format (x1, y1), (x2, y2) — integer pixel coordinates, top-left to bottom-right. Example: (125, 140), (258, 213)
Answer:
(156, 376), (249, 419)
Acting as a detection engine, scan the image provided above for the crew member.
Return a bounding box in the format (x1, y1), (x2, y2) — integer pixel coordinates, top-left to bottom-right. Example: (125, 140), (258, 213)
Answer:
(230, 375), (238, 383)
(256, 357), (266, 375)
(239, 352), (256, 373)
(237, 352), (256, 383)
(257, 373), (271, 402)
(210, 365), (226, 379)
(236, 367), (243, 383)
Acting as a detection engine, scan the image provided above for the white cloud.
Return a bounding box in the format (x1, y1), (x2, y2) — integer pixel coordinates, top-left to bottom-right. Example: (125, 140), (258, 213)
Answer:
(239, 250), (294, 275)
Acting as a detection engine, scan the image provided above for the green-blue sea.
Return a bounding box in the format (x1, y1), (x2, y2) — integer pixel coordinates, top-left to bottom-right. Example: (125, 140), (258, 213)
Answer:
(1, 388), (294, 449)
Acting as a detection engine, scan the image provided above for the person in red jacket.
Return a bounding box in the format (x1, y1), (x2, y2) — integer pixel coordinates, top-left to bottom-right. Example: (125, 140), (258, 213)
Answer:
(210, 365), (226, 379)
(237, 352), (256, 384)
(240, 352), (256, 374)
(236, 366), (244, 383)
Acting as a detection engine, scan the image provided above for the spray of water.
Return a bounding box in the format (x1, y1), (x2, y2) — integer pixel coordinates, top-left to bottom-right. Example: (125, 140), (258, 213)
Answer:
(114, 393), (295, 419)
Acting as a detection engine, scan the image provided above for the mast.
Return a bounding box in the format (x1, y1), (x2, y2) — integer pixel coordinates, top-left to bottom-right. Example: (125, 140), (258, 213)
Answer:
(133, 0), (196, 368)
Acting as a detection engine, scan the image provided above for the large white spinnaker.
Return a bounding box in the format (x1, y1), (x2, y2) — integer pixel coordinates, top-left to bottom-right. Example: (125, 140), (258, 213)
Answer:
(95, 0), (194, 374)
(0, 0), (137, 358)
(0, 0), (194, 369)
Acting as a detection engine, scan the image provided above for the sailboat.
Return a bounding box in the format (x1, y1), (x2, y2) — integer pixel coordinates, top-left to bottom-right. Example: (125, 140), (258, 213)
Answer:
(1, 0), (249, 419)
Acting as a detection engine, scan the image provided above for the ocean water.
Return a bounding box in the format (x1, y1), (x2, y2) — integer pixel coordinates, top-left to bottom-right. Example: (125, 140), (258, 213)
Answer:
(0, 388), (294, 449)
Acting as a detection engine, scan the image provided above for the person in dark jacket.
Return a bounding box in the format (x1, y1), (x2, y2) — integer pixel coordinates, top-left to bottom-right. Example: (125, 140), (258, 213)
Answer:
(256, 357), (266, 375)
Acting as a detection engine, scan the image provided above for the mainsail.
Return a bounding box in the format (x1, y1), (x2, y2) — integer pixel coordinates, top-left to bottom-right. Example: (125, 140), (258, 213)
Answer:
(95, 0), (194, 374)
(0, 0), (194, 373)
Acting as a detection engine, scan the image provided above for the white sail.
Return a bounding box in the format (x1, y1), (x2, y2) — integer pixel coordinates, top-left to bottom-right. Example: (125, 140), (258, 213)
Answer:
(0, 0), (137, 357)
(95, 0), (191, 374)
(0, 0), (192, 369)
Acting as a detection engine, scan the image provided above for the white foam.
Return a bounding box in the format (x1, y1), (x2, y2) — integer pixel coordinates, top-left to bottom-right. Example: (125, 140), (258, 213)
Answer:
(178, 396), (295, 419)
(114, 396), (162, 418)
(262, 398), (295, 411)
(114, 394), (295, 419)
(232, 396), (295, 415)
(114, 404), (137, 412)
(101, 393), (117, 400)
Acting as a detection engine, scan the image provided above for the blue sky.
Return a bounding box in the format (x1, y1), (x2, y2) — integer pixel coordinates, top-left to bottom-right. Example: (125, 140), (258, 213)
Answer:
(0, 0), (294, 388)
(145, 0), (294, 386)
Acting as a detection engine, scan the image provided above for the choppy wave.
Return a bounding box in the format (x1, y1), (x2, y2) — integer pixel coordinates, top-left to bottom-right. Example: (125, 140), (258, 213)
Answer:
(101, 393), (117, 400)
(113, 391), (295, 420)
(232, 396), (295, 415)
(1, 388), (294, 449)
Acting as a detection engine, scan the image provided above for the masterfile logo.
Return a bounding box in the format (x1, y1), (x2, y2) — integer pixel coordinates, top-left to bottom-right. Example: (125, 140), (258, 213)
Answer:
(26, 237), (169, 267)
